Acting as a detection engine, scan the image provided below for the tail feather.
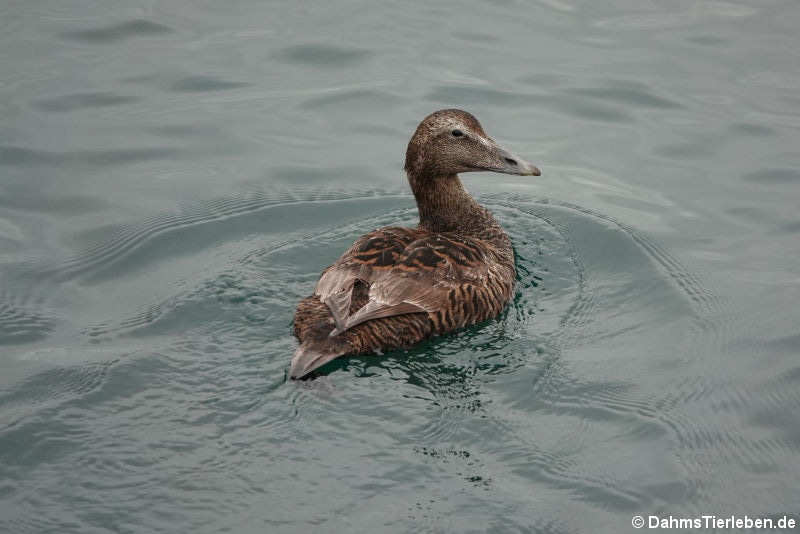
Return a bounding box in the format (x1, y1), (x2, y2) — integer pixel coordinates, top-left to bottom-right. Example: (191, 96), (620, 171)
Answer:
(290, 335), (350, 379)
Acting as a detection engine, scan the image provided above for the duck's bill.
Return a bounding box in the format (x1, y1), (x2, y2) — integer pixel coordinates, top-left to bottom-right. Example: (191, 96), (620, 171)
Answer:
(490, 145), (541, 176)
(471, 142), (540, 176)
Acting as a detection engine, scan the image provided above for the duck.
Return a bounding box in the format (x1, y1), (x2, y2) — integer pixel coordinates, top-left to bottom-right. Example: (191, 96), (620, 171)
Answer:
(291, 109), (540, 379)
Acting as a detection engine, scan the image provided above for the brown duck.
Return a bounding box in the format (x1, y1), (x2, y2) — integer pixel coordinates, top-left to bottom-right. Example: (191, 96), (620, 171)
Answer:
(291, 109), (540, 378)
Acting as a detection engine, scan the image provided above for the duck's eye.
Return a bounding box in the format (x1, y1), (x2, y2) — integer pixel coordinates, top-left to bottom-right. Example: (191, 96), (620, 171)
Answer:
(451, 129), (464, 138)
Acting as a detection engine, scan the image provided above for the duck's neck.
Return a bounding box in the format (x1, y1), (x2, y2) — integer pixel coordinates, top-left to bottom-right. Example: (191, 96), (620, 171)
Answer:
(407, 172), (499, 236)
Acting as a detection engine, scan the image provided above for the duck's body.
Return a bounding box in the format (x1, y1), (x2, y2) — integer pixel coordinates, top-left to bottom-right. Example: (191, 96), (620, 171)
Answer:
(291, 109), (540, 378)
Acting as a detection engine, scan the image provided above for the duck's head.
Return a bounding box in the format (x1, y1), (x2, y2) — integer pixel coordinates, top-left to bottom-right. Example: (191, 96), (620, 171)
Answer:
(404, 109), (540, 180)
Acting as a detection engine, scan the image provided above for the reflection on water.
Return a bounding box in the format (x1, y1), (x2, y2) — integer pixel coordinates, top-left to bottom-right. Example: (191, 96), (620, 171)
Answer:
(1, 0), (799, 532)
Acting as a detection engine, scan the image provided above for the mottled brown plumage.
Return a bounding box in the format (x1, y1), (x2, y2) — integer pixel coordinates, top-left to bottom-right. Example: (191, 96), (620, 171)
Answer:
(291, 109), (540, 378)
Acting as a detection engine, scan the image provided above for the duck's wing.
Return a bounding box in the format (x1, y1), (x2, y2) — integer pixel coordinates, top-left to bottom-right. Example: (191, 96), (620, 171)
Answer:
(315, 227), (423, 330)
(337, 234), (513, 333)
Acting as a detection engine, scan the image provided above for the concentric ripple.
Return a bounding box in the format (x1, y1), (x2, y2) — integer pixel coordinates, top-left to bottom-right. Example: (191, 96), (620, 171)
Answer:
(1, 187), (787, 533)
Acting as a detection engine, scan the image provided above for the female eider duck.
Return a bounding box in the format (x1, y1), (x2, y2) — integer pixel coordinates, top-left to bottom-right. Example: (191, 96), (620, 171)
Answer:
(291, 109), (540, 378)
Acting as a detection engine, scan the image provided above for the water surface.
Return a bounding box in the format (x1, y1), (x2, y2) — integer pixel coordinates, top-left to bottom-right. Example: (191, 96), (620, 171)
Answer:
(1, 1), (799, 532)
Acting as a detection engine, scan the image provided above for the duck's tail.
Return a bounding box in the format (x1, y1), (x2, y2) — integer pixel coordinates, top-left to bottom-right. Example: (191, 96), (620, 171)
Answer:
(290, 334), (351, 379)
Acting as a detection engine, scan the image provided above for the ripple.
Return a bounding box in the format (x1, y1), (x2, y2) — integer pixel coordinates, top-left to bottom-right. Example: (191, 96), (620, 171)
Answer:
(743, 168), (800, 185)
(33, 92), (140, 112)
(492, 197), (719, 317)
(301, 88), (401, 109)
(778, 221), (800, 234)
(275, 44), (371, 67)
(0, 361), (113, 429)
(267, 165), (374, 185)
(0, 187), (732, 527)
(553, 99), (633, 122)
(79, 198), (411, 341)
(655, 142), (715, 160)
(170, 76), (250, 93)
(266, 190), (723, 518)
(0, 301), (54, 345)
(595, 3), (757, 31)
(27, 187), (400, 285)
(730, 122), (775, 137)
(0, 146), (179, 168)
(426, 84), (635, 122)
(451, 31), (499, 43)
(567, 84), (682, 110)
(426, 85), (532, 108)
(60, 19), (173, 44)
(0, 184), (108, 215)
(687, 35), (728, 46)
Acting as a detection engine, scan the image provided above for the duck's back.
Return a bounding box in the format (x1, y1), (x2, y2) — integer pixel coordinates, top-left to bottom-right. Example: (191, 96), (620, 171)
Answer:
(291, 224), (515, 377)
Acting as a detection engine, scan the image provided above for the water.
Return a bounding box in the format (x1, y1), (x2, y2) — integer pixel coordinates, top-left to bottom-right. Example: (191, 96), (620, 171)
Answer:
(1, 1), (799, 532)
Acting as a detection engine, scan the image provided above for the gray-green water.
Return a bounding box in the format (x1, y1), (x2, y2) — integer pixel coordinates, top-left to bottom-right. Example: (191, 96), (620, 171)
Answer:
(1, 1), (799, 532)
